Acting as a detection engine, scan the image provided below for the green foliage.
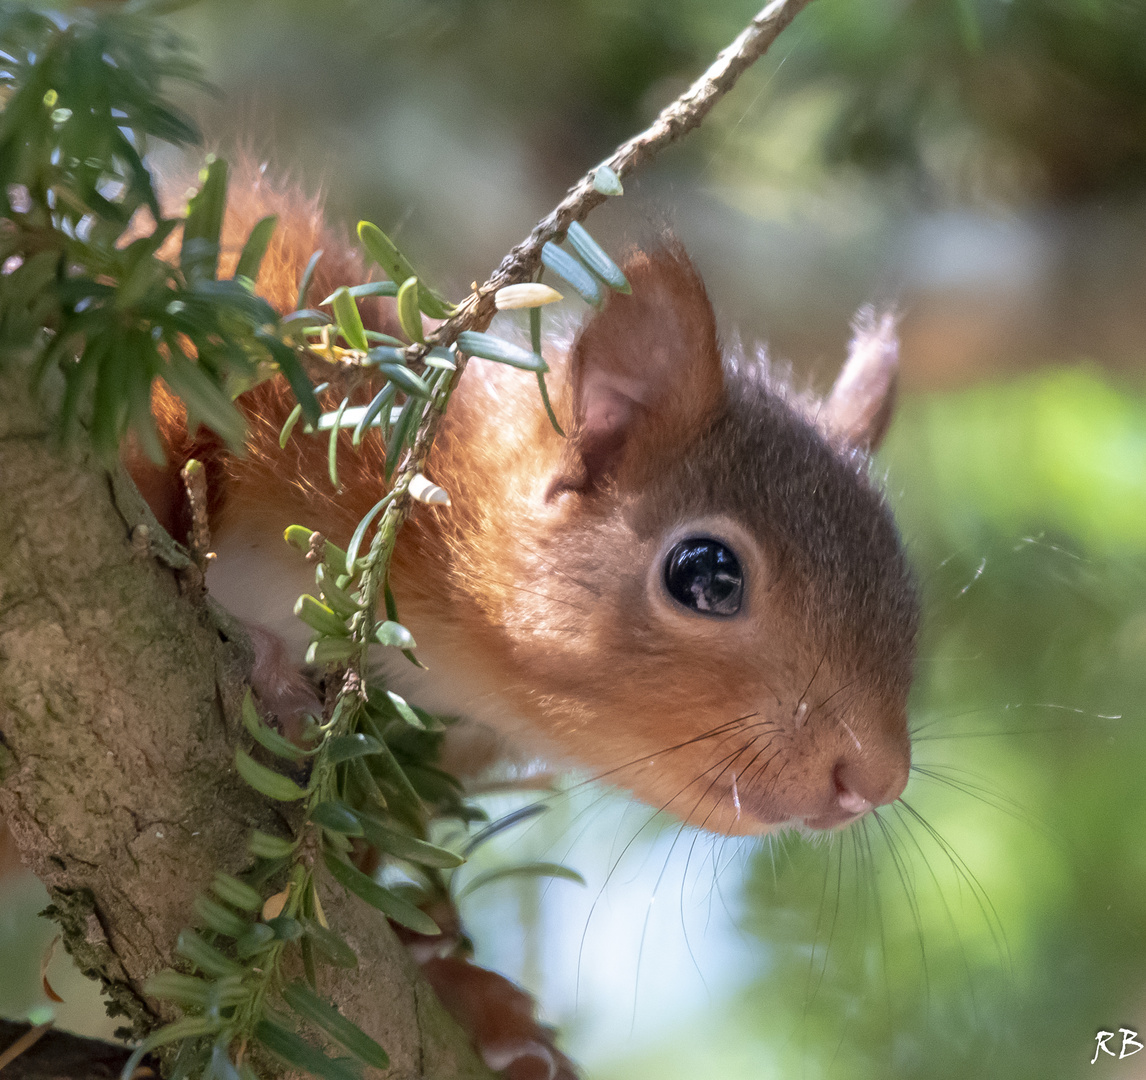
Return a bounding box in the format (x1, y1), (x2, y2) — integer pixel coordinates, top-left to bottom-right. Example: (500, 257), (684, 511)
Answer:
(357, 220), (452, 320)
(119, 146), (605, 1080)
(252, 1018), (362, 1080)
(540, 242), (603, 308)
(564, 222), (630, 295)
(140, 482), (588, 1076)
(279, 983), (389, 1070)
(454, 861), (586, 902)
(0, 2), (320, 462)
(590, 164), (624, 197)
(455, 329), (548, 373)
(284, 204), (638, 487)
(0, 2), (200, 230)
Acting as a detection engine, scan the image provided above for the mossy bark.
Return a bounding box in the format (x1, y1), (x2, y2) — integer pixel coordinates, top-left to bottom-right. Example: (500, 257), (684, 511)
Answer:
(0, 367), (491, 1080)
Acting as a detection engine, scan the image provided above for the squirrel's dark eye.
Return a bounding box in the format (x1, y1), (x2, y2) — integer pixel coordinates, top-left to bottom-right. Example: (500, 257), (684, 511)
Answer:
(663, 537), (743, 616)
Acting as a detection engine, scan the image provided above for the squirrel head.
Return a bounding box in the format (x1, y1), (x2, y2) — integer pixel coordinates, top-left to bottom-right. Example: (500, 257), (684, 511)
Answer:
(427, 244), (918, 836)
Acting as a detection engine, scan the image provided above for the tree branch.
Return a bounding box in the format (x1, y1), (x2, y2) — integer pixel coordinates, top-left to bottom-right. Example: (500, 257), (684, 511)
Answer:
(484, 0), (812, 297)
(0, 362), (490, 1079)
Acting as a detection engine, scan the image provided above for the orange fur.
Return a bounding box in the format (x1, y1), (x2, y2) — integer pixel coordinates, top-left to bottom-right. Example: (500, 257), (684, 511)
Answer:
(138, 162), (918, 840)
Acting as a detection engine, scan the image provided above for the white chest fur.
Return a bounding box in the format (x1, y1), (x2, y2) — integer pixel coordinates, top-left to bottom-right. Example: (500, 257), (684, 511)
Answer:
(207, 517), (545, 760)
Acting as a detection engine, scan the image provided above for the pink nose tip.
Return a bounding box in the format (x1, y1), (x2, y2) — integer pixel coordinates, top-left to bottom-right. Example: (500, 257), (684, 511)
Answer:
(836, 784), (873, 816)
(834, 757), (907, 819)
(801, 766), (877, 829)
(832, 763), (873, 820)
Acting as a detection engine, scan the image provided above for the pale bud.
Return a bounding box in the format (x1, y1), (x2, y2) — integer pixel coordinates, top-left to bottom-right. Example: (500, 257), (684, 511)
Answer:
(494, 283), (564, 310)
(409, 473), (451, 506)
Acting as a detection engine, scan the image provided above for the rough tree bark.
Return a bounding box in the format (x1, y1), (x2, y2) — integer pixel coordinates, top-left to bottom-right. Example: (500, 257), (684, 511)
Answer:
(0, 362), (490, 1079)
(0, 1), (812, 1076)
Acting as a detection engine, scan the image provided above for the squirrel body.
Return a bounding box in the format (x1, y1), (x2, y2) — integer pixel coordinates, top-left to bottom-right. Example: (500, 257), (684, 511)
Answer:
(131, 169), (919, 840)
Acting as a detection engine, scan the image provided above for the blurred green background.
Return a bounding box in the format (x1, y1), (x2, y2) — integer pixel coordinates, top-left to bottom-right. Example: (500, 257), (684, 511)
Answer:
(4, 0), (1146, 1076)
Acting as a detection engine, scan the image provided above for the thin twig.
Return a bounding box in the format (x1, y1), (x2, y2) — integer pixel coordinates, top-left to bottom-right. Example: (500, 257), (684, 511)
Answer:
(0, 1020), (157, 1080)
(180, 458), (212, 576)
(0, 1022), (54, 1072)
(384, 0), (813, 553)
(440, 0), (813, 339)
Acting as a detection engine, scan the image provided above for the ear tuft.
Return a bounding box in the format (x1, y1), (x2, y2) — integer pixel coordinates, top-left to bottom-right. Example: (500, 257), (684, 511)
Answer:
(819, 308), (899, 454)
(548, 242), (724, 498)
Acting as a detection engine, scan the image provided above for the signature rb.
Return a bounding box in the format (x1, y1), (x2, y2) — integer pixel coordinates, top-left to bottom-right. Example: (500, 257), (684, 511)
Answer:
(1093, 1029), (1144, 1063)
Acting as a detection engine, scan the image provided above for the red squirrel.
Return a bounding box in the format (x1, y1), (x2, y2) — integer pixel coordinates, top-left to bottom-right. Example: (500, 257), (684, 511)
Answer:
(0, 164), (914, 1079)
(129, 166), (918, 843)
(118, 169), (917, 1079)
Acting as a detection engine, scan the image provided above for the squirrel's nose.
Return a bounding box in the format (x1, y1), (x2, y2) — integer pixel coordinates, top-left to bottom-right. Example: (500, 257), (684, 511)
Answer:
(835, 769), (873, 816)
(831, 753), (908, 821)
(803, 751), (909, 830)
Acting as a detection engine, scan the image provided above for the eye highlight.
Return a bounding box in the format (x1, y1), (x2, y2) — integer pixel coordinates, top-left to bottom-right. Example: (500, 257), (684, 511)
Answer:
(663, 538), (743, 616)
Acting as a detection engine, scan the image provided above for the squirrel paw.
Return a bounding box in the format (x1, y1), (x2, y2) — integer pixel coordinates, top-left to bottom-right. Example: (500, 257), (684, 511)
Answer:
(245, 622), (322, 742)
(420, 956), (577, 1080)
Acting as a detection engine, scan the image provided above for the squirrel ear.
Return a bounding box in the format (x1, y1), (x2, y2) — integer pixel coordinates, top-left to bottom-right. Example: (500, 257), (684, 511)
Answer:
(548, 244), (724, 498)
(818, 308), (900, 454)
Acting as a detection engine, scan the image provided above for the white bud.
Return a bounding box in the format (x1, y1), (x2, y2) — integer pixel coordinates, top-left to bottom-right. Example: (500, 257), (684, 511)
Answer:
(494, 283), (564, 310)
(408, 473), (451, 506)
